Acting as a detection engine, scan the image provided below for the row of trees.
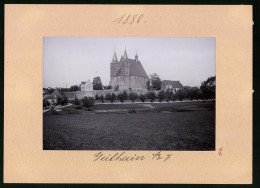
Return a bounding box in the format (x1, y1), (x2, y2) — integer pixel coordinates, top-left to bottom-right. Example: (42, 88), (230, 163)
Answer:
(44, 76), (215, 108)
(92, 76), (215, 103)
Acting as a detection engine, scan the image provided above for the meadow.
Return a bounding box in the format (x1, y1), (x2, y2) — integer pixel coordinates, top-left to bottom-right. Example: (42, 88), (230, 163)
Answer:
(43, 101), (215, 150)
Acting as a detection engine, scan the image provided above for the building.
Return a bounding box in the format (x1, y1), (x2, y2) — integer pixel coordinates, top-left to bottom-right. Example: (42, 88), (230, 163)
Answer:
(44, 88), (67, 105)
(161, 80), (183, 93)
(80, 79), (93, 91)
(110, 49), (148, 91)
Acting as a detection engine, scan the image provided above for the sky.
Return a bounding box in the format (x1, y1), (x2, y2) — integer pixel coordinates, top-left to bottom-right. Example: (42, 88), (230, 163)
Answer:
(43, 37), (215, 88)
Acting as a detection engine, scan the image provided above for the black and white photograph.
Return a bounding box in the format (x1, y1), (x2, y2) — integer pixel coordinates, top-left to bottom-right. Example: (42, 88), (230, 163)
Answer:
(43, 37), (216, 150)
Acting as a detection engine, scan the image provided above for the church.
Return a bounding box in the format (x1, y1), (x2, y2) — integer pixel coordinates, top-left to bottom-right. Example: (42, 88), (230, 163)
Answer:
(110, 49), (148, 91)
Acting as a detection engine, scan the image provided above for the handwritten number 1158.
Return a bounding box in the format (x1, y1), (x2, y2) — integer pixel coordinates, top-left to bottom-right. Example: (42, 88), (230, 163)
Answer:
(113, 14), (145, 24)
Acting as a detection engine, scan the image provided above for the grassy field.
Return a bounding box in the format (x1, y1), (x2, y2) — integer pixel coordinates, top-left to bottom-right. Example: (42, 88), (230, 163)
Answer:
(43, 101), (215, 150)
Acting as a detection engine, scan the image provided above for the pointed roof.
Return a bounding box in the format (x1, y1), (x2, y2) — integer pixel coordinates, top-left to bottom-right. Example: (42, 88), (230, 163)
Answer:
(117, 57), (148, 78)
(50, 88), (67, 100)
(111, 52), (118, 63)
(123, 49), (128, 59)
(129, 59), (147, 77)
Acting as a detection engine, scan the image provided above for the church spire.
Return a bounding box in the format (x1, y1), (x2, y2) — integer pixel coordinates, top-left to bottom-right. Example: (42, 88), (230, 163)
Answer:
(123, 48), (128, 59)
(112, 52), (118, 63)
(135, 50), (138, 61)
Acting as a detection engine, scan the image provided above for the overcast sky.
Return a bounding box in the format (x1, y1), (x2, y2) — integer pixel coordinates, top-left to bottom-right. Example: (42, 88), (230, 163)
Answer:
(43, 37), (215, 88)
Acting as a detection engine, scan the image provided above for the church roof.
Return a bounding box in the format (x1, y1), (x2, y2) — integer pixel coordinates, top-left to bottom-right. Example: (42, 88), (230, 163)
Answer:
(129, 59), (148, 78)
(117, 58), (148, 78)
(162, 80), (183, 88)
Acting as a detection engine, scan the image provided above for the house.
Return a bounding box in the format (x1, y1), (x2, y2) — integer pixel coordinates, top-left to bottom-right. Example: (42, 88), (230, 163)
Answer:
(161, 80), (183, 93)
(80, 80), (93, 91)
(44, 88), (67, 105)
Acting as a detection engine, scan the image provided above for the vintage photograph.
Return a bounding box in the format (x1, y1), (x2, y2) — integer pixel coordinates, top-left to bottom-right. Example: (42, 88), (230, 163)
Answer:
(43, 37), (216, 150)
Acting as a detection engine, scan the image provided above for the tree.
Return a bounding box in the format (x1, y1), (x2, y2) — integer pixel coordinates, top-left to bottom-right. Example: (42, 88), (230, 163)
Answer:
(82, 97), (94, 108)
(151, 77), (162, 90)
(93, 76), (103, 90)
(74, 97), (80, 105)
(70, 85), (80, 92)
(105, 93), (116, 103)
(104, 85), (112, 90)
(129, 92), (138, 103)
(122, 90), (128, 100)
(61, 88), (69, 92)
(100, 95), (104, 103)
(146, 80), (151, 91)
(172, 93), (176, 101)
(158, 90), (165, 102)
(111, 93), (117, 103)
(139, 94), (146, 103)
(188, 87), (200, 101)
(117, 93), (125, 103)
(60, 97), (68, 106)
(200, 76), (216, 99)
(146, 91), (156, 102)
(176, 89), (185, 101)
(43, 98), (50, 108)
(105, 93), (111, 100)
(165, 89), (173, 102)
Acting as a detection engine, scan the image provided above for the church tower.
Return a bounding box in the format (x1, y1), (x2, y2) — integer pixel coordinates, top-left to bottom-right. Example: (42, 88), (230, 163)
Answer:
(110, 52), (119, 77)
(120, 49), (130, 76)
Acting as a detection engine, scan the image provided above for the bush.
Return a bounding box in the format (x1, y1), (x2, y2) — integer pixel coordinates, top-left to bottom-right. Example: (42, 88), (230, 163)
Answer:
(129, 92), (138, 103)
(74, 97), (80, 105)
(82, 97), (94, 108)
(172, 93), (176, 101)
(146, 91), (156, 102)
(43, 98), (50, 108)
(117, 93), (125, 103)
(105, 93), (111, 100)
(139, 94), (146, 103)
(105, 93), (116, 103)
(111, 93), (116, 103)
(158, 90), (165, 102)
(100, 95), (104, 103)
(56, 96), (68, 106)
(122, 90), (128, 100)
(61, 97), (68, 106)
